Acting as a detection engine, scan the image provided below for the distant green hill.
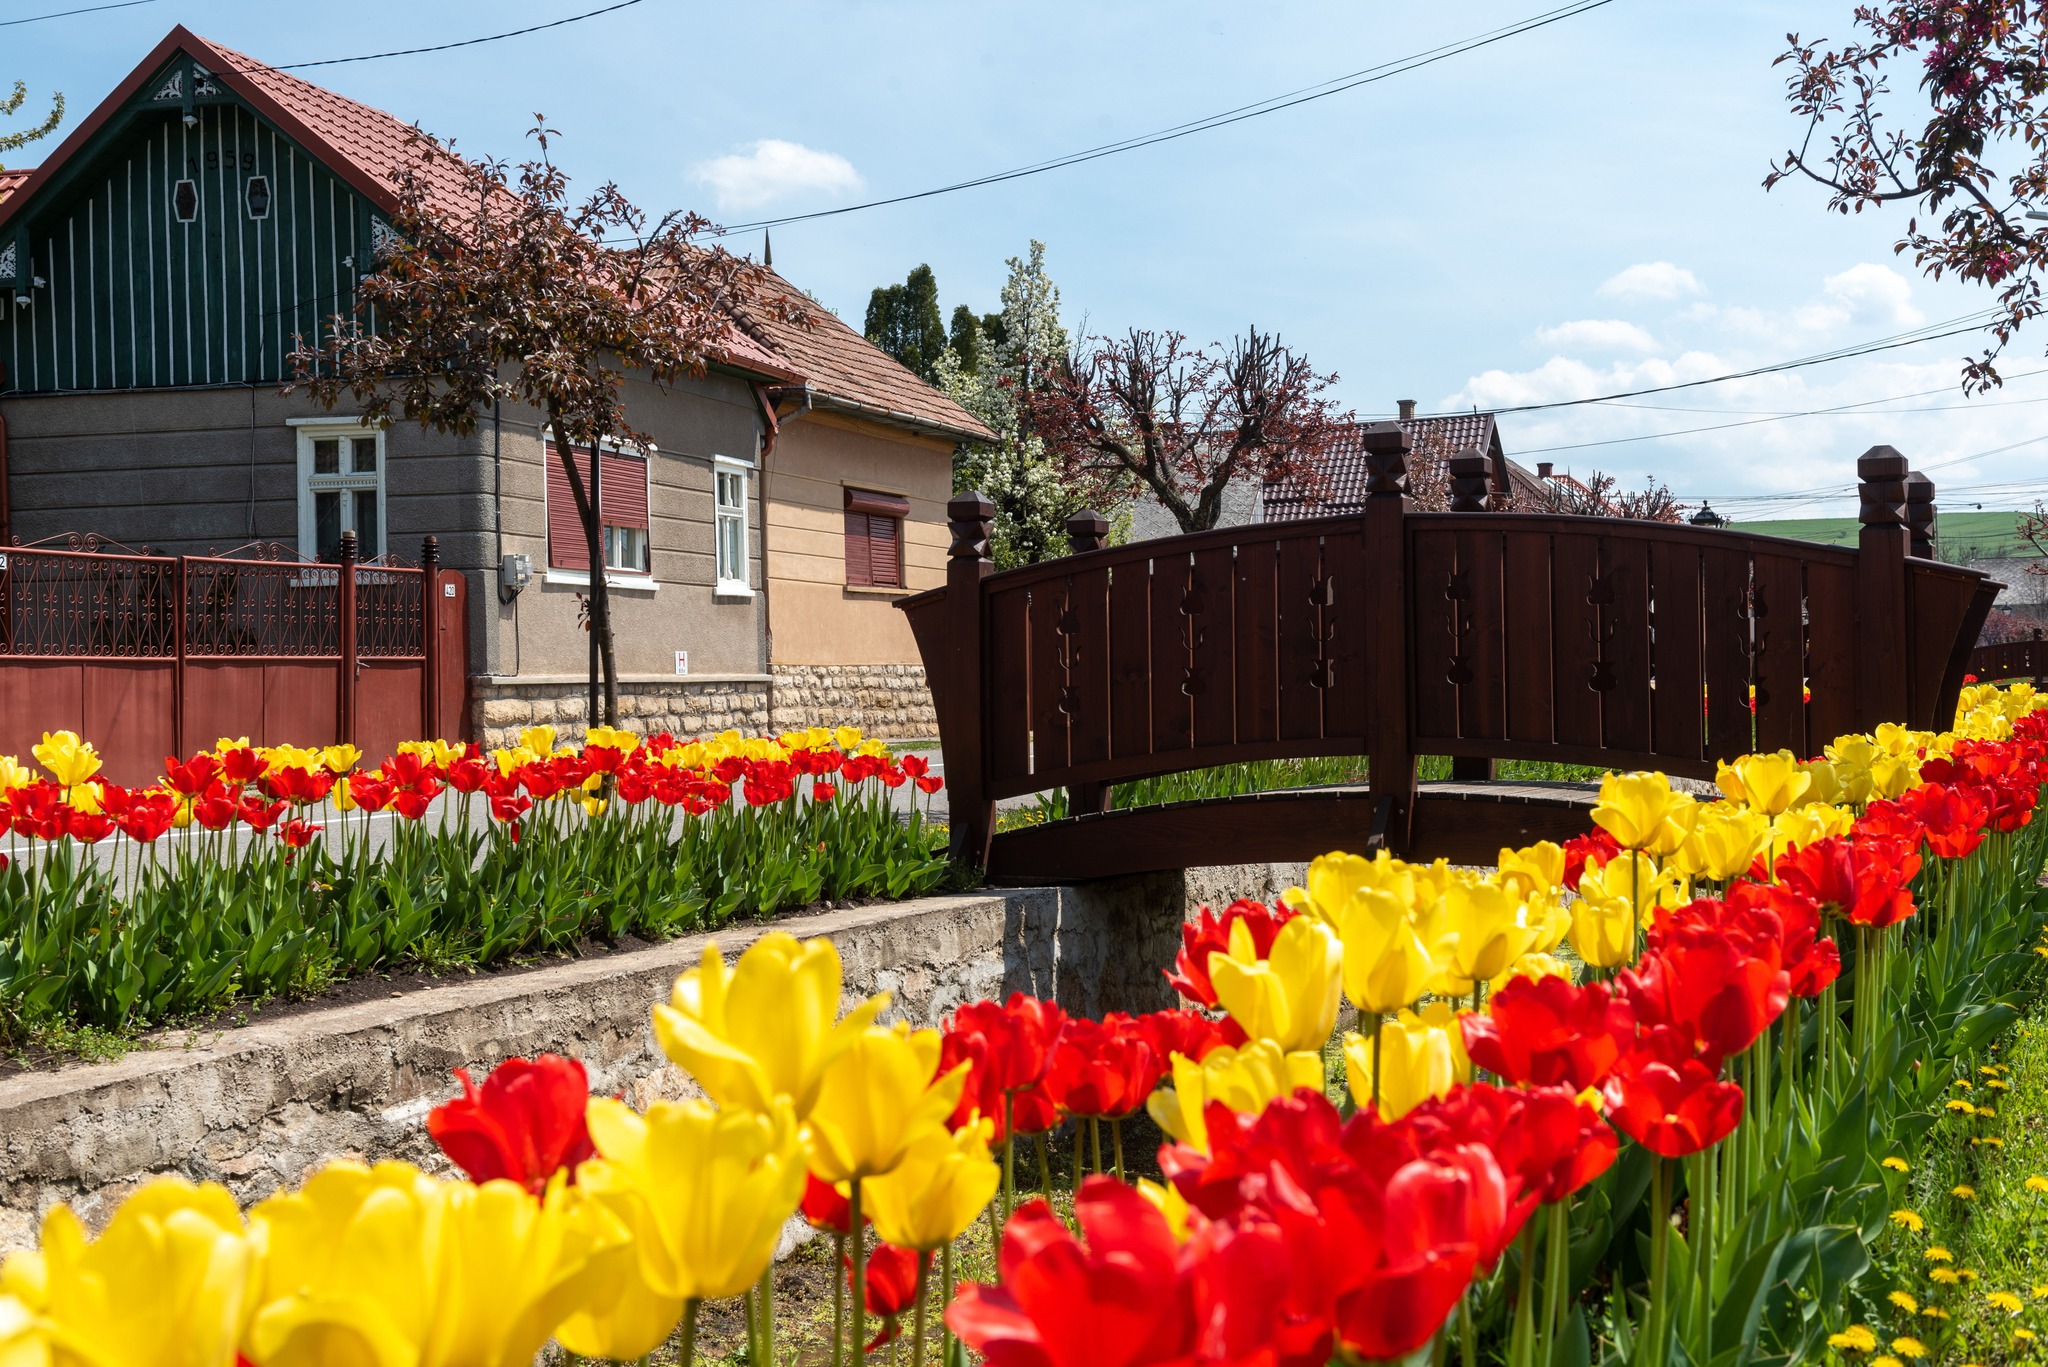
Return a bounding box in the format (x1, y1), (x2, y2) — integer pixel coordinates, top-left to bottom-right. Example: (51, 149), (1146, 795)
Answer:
(1731, 510), (2042, 559)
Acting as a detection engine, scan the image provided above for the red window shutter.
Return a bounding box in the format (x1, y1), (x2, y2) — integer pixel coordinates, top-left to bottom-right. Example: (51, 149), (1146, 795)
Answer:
(601, 451), (650, 530)
(546, 442), (593, 571)
(845, 511), (873, 587)
(868, 513), (901, 587)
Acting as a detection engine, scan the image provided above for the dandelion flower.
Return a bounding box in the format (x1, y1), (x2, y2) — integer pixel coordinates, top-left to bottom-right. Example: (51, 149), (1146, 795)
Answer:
(2026, 1175), (2048, 1193)
(1930, 1269), (1962, 1285)
(1831, 1327), (1879, 1353)
(1889, 1337), (1927, 1358)
(1959, 1269), (1979, 1282)
(1951, 1185), (1976, 1200)
(1882, 1157), (1911, 1172)
(1986, 1079), (2009, 1091)
(1945, 1099), (1978, 1114)
(1870, 1357), (1903, 1367)
(1953, 1079), (1974, 1089)
(2033, 1284), (2048, 1299)
(1925, 1247), (1954, 1262)
(1977, 1105), (1997, 1117)
(1980, 1065), (2000, 1076)
(1986, 1291), (2024, 1314)
(1889, 1291), (1921, 1314)
(1919, 1308), (1950, 1321)
(2014, 1327), (2037, 1344)
(1890, 1210), (1925, 1232)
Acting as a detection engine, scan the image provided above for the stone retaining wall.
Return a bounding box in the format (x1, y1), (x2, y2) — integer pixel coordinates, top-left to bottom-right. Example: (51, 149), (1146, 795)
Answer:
(0, 863), (1304, 1252)
(770, 663), (937, 740)
(471, 678), (772, 752)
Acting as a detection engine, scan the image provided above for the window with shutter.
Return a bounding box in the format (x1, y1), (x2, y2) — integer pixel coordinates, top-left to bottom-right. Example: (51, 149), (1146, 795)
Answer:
(546, 442), (650, 574)
(843, 488), (910, 589)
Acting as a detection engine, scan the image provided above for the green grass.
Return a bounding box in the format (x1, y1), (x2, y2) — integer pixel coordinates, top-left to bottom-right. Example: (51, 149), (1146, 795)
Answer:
(1843, 945), (2048, 1367)
(1734, 511), (2043, 561)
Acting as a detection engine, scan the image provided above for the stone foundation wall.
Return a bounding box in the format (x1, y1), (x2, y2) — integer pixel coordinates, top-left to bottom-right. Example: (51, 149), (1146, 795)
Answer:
(470, 678), (771, 751)
(0, 863), (1301, 1251)
(770, 663), (936, 740)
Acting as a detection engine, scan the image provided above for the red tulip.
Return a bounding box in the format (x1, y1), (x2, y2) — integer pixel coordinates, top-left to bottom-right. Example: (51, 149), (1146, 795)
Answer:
(802, 1172), (858, 1234)
(1132, 1008), (1233, 1070)
(280, 819), (318, 850)
(1165, 899), (1296, 1007)
(1778, 835), (1919, 929)
(940, 995), (1068, 1142)
(1618, 918), (1788, 1067)
(948, 1179), (1195, 1367)
(64, 808), (115, 843)
(1460, 974), (1636, 1090)
(1600, 1035), (1745, 1158)
(1043, 1015), (1157, 1120)
(1894, 781), (1990, 859)
(1724, 881), (1841, 999)
(162, 753), (222, 797)
(218, 745), (268, 787)
(1561, 829), (1621, 890)
(855, 1243), (926, 1348)
(426, 1054), (595, 1195)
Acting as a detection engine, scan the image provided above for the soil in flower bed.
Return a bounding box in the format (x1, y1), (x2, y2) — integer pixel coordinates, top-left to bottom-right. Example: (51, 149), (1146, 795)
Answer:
(0, 894), (904, 1078)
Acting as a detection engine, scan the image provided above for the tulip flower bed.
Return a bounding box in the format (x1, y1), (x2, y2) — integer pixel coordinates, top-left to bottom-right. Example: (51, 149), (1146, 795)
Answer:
(2, 682), (2046, 1367)
(0, 724), (949, 1044)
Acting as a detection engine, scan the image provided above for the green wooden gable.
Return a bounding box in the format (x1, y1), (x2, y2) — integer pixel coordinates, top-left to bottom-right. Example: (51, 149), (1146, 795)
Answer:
(1, 54), (382, 395)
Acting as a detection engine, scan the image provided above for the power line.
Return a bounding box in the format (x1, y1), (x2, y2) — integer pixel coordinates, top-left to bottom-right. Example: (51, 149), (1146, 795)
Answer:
(1470, 310), (2008, 417)
(2, 0), (157, 26)
(271, 0), (646, 70)
(704, 0), (1621, 235)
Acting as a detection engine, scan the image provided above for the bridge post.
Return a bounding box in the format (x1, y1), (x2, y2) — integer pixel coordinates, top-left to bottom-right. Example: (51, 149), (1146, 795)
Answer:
(1446, 448), (1498, 783)
(1065, 509), (1114, 816)
(1855, 447), (1912, 732)
(942, 492), (997, 866)
(1904, 472), (1937, 560)
(1362, 422), (1416, 851)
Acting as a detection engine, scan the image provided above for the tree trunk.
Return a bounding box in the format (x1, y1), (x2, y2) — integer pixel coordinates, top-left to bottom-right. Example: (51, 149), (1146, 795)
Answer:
(549, 412), (620, 734)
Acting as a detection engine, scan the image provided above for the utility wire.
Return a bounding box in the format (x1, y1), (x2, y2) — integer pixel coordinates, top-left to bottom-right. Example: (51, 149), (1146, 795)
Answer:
(705, 0), (1620, 235)
(271, 0), (646, 70)
(2, 0), (156, 25)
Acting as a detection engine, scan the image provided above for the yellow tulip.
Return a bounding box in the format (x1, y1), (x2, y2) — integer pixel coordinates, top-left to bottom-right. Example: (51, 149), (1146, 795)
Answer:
(563, 1098), (803, 1354)
(213, 737), (251, 753)
(1676, 803), (1770, 881)
(1334, 886), (1436, 1016)
(1434, 878), (1540, 995)
(1135, 1179), (1193, 1242)
(246, 1161), (627, 1367)
(584, 725), (640, 754)
(1489, 952), (1573, 994)
(1344, 1001), (1470, 1120)
(31, 732), (101, 791)
(1771, 803), (1856, 858)
(1207, 915), (1343, 1053)
(806, 1024), (967, 1183)
(1578, 849), (1686, 930)
(517, 725), (557, 756)
(1591, 771), (1690, 850)
(1496, 841), (1566, 898)
(1868, 752), (1920, 800)
(1145, 1040), (1324, 1152)
(0, 1177), (249, 1367)
(1716, 750), (1811, 816)
(1799, 758), (1842, 805)
(1570, 872), (1640, 970)
(862, 1120), (1000, 1251)
(833, 726), (864, 751)
(1523, 886), (1573, 956)
(653, 934), (887, 1118)
(0, 756), (31, 799)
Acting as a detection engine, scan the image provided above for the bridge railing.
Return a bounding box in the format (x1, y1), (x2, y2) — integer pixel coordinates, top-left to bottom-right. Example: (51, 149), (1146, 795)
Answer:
(901, 434), (1996, 871)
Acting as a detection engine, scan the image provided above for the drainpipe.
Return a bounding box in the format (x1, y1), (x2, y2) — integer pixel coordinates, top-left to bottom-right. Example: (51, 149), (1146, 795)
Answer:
(752, 381), (811, 730)
(0, 362), (11, 544)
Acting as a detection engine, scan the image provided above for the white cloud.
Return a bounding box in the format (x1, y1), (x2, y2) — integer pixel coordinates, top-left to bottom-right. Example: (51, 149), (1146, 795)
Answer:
(1598, 262), (1706, 302)
(1820, 262), (1924, 328)
(1534, 319), (1659, 353)
(692, 140), (862, 212)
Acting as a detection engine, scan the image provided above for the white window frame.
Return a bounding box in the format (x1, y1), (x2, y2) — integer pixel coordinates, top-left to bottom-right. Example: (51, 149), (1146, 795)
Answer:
(289, 417), (387, 561)
(542, 437), (659, 593)
(713, 454), (753, 598)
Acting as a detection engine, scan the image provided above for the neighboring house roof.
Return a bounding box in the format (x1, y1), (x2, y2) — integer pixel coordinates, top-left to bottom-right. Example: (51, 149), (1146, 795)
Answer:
(0, 169), (31, 208)
(1264, 413), (1548, 521)
(739, 272), (997, 446)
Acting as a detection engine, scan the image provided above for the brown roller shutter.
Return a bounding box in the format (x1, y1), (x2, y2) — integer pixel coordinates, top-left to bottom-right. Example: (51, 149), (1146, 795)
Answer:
(845, 511), (874, 587)
(866, 512), (901, 587)
(602, 450), (650, 530)
(546, 442), (593, 571)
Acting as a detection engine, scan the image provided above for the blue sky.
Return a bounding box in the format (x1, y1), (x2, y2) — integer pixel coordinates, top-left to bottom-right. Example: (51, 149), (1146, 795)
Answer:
(13, 0), (2046, 518)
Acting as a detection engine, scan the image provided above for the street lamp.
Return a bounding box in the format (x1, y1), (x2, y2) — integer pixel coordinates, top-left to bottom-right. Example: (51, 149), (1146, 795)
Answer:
(1690, 501), (1726, 528)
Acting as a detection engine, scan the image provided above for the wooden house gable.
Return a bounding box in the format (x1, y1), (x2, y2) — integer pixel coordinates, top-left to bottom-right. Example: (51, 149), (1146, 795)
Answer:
(1, 56), (380, 396)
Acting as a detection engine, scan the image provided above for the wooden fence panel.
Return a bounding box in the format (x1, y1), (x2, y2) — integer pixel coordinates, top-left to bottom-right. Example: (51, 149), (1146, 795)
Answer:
(1190, 546), (1239, 749)
(1277, 533), (1327, 742)
(1233, 540), (1279, 747)
(1067, 566), (1113, 769)
(1599, 536), (1654, 755)
(1107, 562), (1151, 760)
(1409, 526), (1461, 743)
(1649, 539), (1705, 765)
(1459, 527), (1508, 745)
(1503, 529), (1554, 745)
(1550, 533), (1604, 750)
(1751, 552), (1808, 756)
(1703, 546), (1754, 759)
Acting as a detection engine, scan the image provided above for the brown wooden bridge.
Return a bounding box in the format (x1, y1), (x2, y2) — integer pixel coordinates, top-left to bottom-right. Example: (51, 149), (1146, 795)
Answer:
(900, 432), (2001, 882)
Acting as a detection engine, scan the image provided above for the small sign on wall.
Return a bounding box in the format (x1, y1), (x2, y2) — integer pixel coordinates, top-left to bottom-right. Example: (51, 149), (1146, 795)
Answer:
(675, 650), (689, 676)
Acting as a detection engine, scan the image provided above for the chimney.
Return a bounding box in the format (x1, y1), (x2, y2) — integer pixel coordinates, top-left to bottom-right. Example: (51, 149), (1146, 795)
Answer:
(1537, 462), (1555, 479)
(1396, 398), (1417, 421)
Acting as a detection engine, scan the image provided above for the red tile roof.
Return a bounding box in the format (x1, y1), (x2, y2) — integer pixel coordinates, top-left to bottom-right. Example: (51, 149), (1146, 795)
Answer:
(1264, 414), (1548, 520)
(1, 28), (993, 435)
(737, 271), (997, 445)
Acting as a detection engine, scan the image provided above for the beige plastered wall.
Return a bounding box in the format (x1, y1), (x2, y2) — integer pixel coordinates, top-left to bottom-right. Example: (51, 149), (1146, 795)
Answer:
(487, 367), (767, 682)
(765, 408), (951, 665)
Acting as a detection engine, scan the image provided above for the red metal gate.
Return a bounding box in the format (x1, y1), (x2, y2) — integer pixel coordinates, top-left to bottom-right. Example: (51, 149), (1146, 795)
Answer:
(0, 532), (469, 786)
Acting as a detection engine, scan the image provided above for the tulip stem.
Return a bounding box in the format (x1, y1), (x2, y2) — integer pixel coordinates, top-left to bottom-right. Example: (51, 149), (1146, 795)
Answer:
(911, 1251), (930, 1367)
(1091, 1117), (1103, 1175)
(832, 1232), (846, 1367)
(760, 1261), (776, 1367)
(680, 1298), (701, 1367)
(1036, 1132), (1051, 1199)
(1112, 1117), (1126, 1181)
(851, 1179), (868, 1365)
(1371, 1013), (1385, 1116)
(1647, 1157), (1671, 1367)
(1545, 1198), (1571, 1363)
(1459, 1290), (1477, 1367)
(1001, 1096), (1016, 1218)
(1510, 1221), (1537, 1367)
(941, 1242), (955, 1367)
